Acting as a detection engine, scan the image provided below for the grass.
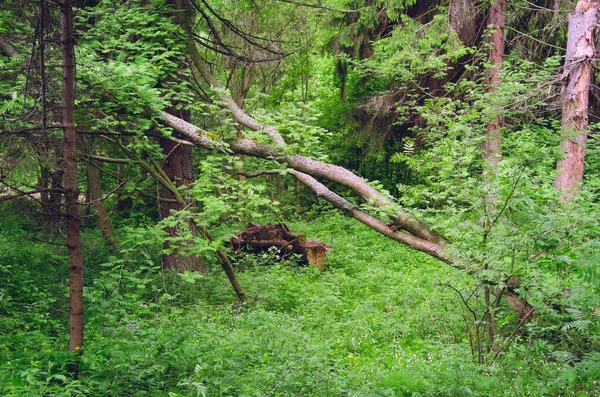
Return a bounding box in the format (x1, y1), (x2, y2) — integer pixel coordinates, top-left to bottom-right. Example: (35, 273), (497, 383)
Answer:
(0, 210), (597, 396)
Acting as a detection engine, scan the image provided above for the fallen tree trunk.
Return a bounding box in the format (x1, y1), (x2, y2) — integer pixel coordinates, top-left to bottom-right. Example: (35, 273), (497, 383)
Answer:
(159, 112), (449, 262)
(158, 112), (542, 320)
(162, 1), (532, 316)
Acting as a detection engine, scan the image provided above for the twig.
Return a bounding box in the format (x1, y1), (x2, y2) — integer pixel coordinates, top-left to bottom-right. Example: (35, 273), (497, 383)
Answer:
(277, 0), (361, 13)
(488, 307), (536, 366)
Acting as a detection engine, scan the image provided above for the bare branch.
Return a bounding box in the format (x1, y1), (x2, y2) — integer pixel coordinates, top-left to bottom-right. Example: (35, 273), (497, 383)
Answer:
(159, 111), (446, 246)
(277, 0), (362, 13)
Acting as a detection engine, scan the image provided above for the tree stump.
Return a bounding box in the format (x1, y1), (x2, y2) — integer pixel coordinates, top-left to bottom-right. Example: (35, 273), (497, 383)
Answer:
(230, 223), (330, 271)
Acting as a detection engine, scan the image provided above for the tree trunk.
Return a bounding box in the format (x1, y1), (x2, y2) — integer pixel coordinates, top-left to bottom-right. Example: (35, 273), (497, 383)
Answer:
(482, 0), (505, 171)
(86, 159), (118, 247)
(159, 112), (451, 263)
(60, 0), (84, 353)
(555, 1), (597, 198)
(159, 134), (206, 272)
(448, 0), (486, 47)
(481, 0), (506, 348)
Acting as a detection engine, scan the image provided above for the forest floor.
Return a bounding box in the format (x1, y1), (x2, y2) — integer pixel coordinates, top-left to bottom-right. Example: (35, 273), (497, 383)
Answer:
(0, 206), (595, 396)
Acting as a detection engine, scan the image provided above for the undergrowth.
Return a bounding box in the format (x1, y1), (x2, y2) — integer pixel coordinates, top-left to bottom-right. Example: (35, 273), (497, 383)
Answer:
(1, 209), (598, 396)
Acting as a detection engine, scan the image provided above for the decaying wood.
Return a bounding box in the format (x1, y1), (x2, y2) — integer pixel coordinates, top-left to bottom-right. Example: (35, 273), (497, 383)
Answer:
(162, 1), (537, 316)
(555, 1), (598, 197)
(230, 223), (330, 271)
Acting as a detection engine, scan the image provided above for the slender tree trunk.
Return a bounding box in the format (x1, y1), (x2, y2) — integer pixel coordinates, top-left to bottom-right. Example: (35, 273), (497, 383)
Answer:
(555, 1), (597, 198)
(481, 0), (505, 349)
(483, 0), (505, 170)
(86, 160), (118, 246)
(60, 0), (84, 353)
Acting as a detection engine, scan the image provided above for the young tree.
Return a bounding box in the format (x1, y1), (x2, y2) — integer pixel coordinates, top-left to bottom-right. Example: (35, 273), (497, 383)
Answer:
(60, 0), (84, 352)
(483, 0), (505, 171)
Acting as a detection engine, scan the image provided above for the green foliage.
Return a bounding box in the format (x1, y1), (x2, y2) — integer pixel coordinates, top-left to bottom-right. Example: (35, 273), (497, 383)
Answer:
(76, 0), (190, 134)
(3, 0), (600, 395)
(6, 212), (599, 396)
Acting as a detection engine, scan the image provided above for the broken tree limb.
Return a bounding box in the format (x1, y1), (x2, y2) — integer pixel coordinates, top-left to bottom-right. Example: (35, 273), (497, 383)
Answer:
(159, 111), (447, 247)
(170, 2), (446, 245)
(234, 167), (452, 263)
(287, 170), (452, 264)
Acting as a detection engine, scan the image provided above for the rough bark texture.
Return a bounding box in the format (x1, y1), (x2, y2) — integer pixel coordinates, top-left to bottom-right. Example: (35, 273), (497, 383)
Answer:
(169, 20), (446, 245)
(160, 112), (446, 247)
(159, 134), (206, 272)
(481, 1), (506, 345)
(555, 1), (597, 197)
(61, 0), (84, 353)
(482, 0), (505, 170)
(448, 0), (486, 47)
(230, 223), (331, 270)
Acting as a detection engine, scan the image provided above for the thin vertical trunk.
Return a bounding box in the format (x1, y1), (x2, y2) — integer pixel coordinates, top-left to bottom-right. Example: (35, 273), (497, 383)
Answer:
(60, 0), (84, 353)
(482, 1), (505, 352)
(483, 0), (505, 170)
(87, 160), (118, 247)
(555, 1), (597, 198)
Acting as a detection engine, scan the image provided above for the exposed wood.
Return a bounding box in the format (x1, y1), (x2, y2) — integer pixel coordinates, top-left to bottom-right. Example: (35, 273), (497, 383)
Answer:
(230, 223), (331, 270)
(158, 113), (453, 263)
(555, 1), (597, 198)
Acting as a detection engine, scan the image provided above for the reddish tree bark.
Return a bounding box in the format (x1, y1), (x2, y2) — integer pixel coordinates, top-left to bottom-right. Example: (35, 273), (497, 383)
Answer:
(483, 0), (505, 170)
(555, 1), (597, 198)
(60, 0), (84, 353)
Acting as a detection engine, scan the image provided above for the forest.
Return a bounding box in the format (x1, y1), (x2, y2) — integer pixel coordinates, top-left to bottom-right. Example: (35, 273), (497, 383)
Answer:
(1, 0), (600, 395)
